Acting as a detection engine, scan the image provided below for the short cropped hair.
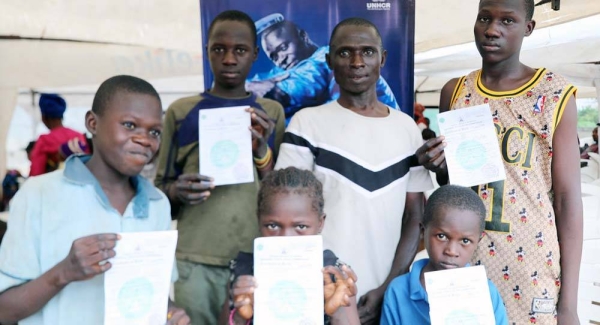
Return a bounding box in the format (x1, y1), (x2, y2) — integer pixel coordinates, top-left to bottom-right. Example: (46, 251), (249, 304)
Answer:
(329, 17), (383, 48)
(424, 185), (486, 233)
(208, 10), (257, 45)
(524, 0), (534, 20)
(479, 0), (534, 20)
(91, 75), (160, 116)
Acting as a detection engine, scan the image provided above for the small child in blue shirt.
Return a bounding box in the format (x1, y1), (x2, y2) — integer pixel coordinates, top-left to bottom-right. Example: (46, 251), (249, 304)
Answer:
(381, 185), (508, 325)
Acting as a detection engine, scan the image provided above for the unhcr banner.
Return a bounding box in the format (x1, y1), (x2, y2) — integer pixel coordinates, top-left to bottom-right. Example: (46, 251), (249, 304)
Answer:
(199, 0), (415, 120)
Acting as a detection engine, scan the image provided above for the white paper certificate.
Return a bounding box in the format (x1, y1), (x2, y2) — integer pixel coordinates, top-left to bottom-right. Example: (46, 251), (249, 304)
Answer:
(104, 231), (178, 325)
(437, 104), (506, 187)
(253, 235), (324, 325)
(425, 265), (496, 325)
(199, 106), (254, 186)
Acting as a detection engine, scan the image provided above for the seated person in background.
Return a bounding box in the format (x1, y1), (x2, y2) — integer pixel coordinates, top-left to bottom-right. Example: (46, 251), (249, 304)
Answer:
(221, 167), (359, 325)
(0, 75), (189, 325)
(581, 125), (598, 159)
(381, 185), (508, 325)
(29, 94), (87, 177)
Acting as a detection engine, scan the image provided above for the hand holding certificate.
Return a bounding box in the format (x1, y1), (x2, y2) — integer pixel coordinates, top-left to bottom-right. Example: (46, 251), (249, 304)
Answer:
(104, 231), (178, 325)
(425, 265), (496, 325)
(199, 106), (254, 186)
(437, 104), (506, 187)
(253, 235), (324, 325)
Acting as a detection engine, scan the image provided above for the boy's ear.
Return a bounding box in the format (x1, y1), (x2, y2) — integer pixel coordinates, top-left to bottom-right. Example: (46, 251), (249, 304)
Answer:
(525, 19), (536, 37)
(318, 214), (326, 234)
(419, 222), (425, 239)
(85, 110), (98, 136)
(325, 53), (332, 70)
(253, 45), (259, 62)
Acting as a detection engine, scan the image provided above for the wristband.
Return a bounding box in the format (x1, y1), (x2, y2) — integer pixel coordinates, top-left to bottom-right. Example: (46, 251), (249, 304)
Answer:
(253, 147), (272, 169)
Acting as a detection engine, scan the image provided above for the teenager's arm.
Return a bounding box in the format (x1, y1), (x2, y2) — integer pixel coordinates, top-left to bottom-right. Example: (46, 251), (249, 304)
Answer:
(415, 78), (459, 186)
(0, 264), (67, 323)
(154, 107), (181, 212)
(0, 234), (118, 323)
(357, 192), (424, 323)
(551, 95), (583, 323)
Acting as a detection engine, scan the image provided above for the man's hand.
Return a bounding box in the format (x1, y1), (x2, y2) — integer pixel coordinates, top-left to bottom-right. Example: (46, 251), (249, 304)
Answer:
(169, 174), (214, 205)
(247, 108), (275, 158)
(323, 264), (358, 316)
(166, 306), (191, 325)
(415, 136), (447, 173)
(246, 73), (289, 98)
(357, 286), (386, 324)
(232, 275), (257, 320)
(58, 234), (120, 285)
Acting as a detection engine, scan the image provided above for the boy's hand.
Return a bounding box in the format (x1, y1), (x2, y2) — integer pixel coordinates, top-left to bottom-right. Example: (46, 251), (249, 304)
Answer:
(58, 234), (120, 285)
(323, 264), (358, 316)
(246, 107), (275, 158)
(232, 275), (257, 320)
(166, 306), (190, 325)
(170, 174), (214, 205)
(357, 285), (386, 324)
(416, 136), (447, 173)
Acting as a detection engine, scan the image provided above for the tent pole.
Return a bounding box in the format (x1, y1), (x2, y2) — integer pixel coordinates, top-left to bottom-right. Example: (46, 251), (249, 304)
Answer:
(0, 88), (18, 199)
(594, 79), (600, 124)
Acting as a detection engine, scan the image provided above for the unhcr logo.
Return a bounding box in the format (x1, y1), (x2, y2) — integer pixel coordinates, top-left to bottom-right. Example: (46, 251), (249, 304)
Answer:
(367, 0), (391, 10)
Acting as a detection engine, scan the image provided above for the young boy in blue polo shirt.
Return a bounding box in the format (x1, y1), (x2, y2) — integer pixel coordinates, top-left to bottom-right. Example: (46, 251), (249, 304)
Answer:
(381, 185), (508, 325)
(0, 75), (189, 325)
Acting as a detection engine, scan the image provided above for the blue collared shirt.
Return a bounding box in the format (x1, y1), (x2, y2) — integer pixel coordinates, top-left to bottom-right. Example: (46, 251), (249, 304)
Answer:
(381, 259), (508, 325)
(0, 155), (176, 325)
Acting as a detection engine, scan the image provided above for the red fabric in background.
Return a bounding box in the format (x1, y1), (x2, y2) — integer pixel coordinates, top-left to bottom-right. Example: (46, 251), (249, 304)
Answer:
(29, 127), (86, 176)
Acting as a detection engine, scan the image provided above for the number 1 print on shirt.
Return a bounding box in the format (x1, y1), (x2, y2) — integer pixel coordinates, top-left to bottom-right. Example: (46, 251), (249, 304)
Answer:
(472, 180), (511, 233)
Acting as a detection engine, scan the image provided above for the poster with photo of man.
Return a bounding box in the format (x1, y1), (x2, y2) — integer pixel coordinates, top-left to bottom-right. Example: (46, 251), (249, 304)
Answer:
(200, 0), (415, 122)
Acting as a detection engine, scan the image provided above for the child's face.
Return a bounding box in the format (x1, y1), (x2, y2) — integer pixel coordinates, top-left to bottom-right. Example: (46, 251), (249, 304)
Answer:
(207, 20), (258, 91)
(474, 0), (535, 64)
(423, 207), (482, 271)
(259, 192), (324, 237)
(86, 91), (162, 177)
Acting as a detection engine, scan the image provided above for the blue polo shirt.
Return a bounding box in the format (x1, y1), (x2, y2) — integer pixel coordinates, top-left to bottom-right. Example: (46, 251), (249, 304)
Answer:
(0, 155), (176, 325)
(381, 259), (508, 325)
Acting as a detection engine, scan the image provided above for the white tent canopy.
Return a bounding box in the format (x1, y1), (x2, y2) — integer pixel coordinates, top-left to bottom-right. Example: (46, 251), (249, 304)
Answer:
(2, 0), (600, 89)
(1, 0), (600, 176)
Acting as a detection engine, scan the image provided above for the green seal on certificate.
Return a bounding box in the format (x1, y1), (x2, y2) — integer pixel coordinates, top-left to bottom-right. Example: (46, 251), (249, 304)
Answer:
(118, 277), (154, 318)
(455, 140), (487, 171)
(268, 280), (307, 320)
(210, 140), (240, 168)
(444, 309), (481, 325)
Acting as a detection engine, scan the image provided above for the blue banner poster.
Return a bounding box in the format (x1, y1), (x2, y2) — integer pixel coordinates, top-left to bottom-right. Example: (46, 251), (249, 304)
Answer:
(199, 0), (415, 120)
